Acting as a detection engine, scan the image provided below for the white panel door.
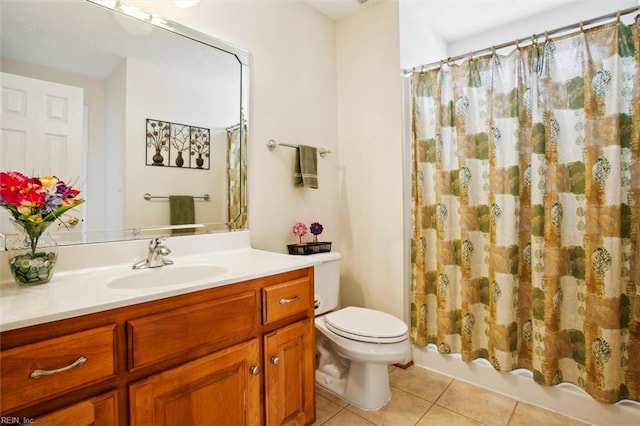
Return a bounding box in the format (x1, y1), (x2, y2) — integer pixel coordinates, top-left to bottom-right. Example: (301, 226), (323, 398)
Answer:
(0, 72), (84, 234)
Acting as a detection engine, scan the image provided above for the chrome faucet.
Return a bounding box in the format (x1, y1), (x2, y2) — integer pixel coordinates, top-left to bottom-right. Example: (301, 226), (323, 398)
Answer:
(132, 238), (174, 269)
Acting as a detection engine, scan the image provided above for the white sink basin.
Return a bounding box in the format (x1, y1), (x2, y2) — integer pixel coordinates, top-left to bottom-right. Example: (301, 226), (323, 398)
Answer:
(107, 264), (228, 289)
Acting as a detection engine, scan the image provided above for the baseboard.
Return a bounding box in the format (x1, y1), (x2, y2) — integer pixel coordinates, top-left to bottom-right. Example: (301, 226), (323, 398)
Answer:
(393, 360), (413, 369)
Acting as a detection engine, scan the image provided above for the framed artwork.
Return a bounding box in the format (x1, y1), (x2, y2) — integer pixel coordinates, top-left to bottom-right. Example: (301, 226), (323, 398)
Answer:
(145, 118), (210, 170)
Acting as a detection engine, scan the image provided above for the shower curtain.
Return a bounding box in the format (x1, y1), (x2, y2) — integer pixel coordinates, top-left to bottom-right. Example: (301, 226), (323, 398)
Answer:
(226, 117), (247, 229)
(410, 17), (639, 403)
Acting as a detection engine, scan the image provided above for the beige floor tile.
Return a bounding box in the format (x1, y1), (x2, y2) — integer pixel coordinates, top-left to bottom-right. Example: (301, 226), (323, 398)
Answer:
(321, 410), (376, 425)
(313, 394), (345, 425)
(390, 365), (453, 402)
(317, 386), (349, 407)
(416, 404), (484, 426)
(508, 402), (590, 426)
(346, 387), (433, 426)
(437, 380), (517, 426)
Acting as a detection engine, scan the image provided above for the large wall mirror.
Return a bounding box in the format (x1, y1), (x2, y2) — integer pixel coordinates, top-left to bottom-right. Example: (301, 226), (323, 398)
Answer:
(0, 0), (248, 247)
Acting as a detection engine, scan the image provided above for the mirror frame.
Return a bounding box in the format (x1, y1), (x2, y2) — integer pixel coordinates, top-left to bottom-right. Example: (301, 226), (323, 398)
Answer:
(1, 0), (250, 248)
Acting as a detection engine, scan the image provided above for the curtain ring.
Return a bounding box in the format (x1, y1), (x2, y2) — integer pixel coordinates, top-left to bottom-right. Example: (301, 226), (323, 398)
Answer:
(579, 21), (584, 32)
(544, 31), (549, 41)
(616, 10), (621, 23)
(491, 46), (496, 56)
(515, 39), (520, 49)
(531, 35), (536, 45)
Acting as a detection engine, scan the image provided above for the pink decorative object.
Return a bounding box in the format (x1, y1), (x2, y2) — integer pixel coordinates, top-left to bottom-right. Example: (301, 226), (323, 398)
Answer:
(292, 222), (308, 244)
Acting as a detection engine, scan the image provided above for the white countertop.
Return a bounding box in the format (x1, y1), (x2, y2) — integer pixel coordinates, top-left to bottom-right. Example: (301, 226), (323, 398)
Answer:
(0, 231), (321, 332)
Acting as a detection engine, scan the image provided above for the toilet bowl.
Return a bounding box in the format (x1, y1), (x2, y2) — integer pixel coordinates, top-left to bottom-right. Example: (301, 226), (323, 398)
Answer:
(313, 253), (412, 410)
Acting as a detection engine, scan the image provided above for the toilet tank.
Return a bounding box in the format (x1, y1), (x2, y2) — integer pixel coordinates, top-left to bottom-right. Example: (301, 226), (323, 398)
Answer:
(312, 251), (341, 315)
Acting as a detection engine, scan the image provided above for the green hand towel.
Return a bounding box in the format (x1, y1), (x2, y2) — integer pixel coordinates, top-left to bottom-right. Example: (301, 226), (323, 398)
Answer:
(294, 144), (318, 189)
(169, 195), (195, 235)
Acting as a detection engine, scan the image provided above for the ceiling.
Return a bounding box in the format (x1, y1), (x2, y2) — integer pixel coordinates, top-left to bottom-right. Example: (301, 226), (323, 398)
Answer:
(304, 0), (382, 21)
(304, 0), (579, 42)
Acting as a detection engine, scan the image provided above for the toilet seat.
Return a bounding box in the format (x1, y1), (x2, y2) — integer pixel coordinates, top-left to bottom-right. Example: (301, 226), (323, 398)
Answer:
(324, 306), (408, 343)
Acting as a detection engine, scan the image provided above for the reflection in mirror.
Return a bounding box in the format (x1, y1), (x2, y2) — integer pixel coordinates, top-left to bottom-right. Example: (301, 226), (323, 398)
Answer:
(0, 0), (248, 248)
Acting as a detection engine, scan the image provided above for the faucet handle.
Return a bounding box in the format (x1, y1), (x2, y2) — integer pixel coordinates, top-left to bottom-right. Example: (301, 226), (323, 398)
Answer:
(149, 237), (164, 249)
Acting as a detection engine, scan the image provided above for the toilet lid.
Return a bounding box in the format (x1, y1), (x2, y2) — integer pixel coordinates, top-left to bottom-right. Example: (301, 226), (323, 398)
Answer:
(324, 306), (408, 343)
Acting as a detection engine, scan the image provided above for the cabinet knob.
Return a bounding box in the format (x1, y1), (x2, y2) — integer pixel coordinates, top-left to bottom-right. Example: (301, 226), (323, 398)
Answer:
(271, 356), (280, 365)
(250, 365), (260, 375)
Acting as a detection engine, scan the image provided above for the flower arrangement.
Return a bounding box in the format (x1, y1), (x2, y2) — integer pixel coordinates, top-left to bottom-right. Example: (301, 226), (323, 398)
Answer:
(310, 222), (323, 242)
(292, 222), (307, 244)
(0, 171), (85, 256)
(190, 127), (210, 169)
(146, 120), (170, 153)
(287, 221), (330, 255)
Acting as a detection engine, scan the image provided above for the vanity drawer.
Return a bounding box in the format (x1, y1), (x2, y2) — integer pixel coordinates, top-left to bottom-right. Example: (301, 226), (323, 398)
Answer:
(0, 324), (117, 413)
(127, 290), (259, 371)
(262, 277), (312, 325)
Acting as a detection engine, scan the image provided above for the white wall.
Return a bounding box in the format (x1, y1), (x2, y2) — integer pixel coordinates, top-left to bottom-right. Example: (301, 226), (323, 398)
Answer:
(104, 59), (126, 234)
(130, 0), (340, 254)
(398, 2), (447, 70)
(336, 1), (405, 320)
(124, 57), (226, 227)
(449, 0), (639, 57)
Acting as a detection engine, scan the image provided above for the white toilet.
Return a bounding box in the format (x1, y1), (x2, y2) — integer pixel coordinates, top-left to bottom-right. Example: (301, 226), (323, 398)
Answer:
(313, 252), (412, 410)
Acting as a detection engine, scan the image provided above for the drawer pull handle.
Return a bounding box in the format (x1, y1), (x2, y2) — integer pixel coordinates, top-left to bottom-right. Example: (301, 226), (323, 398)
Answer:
(30, 356), (88, 379)
(271, 356), (280, 365)
(279, 295), (299, 305)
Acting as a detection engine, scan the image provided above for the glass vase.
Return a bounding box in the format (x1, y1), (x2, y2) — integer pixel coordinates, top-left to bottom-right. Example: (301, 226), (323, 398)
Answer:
(7, 221), (58, 286)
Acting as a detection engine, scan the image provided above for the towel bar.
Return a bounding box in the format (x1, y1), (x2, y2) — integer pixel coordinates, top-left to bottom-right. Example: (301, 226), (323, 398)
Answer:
(143, 193), (210, 201)
(267, 139), (331, 158)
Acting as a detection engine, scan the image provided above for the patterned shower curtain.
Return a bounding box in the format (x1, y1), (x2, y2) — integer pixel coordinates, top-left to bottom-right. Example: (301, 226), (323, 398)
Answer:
(410, 18), (639, 403)
(226, 117), (247, 229)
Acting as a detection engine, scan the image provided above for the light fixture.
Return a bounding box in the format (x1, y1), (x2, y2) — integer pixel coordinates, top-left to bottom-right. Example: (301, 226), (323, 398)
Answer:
(175, 0), (199, 8)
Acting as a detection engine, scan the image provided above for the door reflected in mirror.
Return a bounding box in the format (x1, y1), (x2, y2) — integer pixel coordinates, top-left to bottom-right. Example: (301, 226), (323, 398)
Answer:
(0, 0), (248, 247)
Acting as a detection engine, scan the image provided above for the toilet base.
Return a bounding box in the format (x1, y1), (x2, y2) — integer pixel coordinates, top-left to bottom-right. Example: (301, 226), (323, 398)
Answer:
(316, 361), (392, 411)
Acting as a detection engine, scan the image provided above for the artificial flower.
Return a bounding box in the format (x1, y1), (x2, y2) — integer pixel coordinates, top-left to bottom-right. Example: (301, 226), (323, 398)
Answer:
(292, 222), (307, 237)
(310, 222), (323, 236)
(292, 222), (307, 244)
(1, 171), (84, 255)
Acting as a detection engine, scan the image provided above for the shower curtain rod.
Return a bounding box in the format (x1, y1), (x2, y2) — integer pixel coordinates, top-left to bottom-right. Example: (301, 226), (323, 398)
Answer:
(403, 5), (639, 74)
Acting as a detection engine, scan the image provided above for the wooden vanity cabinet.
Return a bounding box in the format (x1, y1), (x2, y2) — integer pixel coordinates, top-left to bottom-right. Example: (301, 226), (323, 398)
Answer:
(264, 319), (315, 425)
(129, 339), (261, 426)
(0, 267), (316, 425)
(31, 391), (118, 426)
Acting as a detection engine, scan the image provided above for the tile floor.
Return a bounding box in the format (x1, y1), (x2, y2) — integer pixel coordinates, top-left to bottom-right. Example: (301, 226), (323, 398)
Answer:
(313, 365), (590, 426)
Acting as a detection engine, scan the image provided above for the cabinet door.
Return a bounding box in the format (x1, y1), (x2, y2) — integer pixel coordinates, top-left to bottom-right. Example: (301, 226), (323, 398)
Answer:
(264, 319), (315, 426)
(32, 390), (118, 426)
(129, 339), (261, 426)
